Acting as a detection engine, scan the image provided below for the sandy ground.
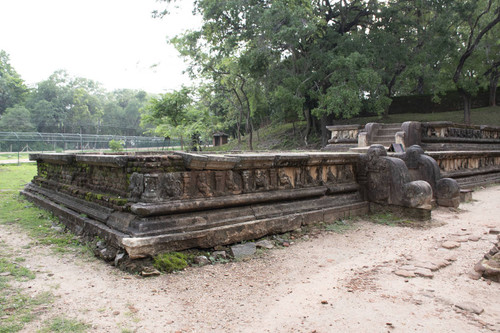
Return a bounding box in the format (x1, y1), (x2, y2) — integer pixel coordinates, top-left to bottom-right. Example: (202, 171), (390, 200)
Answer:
(1, 186), (499, 333)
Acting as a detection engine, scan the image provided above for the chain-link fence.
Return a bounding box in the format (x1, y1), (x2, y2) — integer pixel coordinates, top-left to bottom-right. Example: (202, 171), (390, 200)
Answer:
(0, 132), (181, 154)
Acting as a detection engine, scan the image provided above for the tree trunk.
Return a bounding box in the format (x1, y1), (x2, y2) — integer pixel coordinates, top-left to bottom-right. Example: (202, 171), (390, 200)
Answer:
(489, 74), (499, 107)
(320, 115), (329, 147)
(302, 107), (312, 146)
(247, 126), (253, 151)
(460, 89), (472, 125)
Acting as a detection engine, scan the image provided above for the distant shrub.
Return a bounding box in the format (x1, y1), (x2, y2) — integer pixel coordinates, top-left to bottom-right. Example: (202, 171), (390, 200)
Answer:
(108, 139), (124, 152)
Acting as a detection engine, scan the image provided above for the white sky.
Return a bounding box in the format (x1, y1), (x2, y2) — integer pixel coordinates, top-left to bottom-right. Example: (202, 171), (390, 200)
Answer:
(0, 0), (200, 94)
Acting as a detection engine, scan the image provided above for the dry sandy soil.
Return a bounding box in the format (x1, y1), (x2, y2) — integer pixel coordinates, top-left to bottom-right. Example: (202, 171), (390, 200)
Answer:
(1, 186), (499, 333)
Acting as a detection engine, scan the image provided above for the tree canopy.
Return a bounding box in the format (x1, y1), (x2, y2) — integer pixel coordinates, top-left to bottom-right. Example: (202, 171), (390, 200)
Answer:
(2, 0), (500, 150)
(154, 0), (500, 148)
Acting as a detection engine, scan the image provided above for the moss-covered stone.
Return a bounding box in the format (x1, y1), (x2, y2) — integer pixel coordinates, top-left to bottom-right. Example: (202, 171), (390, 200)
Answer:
(153, 252), (188, 273)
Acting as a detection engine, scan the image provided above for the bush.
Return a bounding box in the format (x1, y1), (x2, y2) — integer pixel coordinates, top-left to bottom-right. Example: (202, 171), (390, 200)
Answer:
(108, 139), (124, 152)
(153, 252), (188, 273)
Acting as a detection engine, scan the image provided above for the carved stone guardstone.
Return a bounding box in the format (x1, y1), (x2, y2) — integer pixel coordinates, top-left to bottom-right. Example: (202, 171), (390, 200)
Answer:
(357, 145), (433, 215)
(398, 145), (460, 208)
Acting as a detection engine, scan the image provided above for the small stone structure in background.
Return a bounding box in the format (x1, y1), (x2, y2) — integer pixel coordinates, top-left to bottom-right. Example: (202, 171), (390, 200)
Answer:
(212, 132), (229, 146)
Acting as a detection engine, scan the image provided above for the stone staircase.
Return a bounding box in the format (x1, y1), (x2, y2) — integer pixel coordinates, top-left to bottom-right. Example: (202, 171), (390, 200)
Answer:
(371, 123), (402, 147)
(348, 123), (402, 153)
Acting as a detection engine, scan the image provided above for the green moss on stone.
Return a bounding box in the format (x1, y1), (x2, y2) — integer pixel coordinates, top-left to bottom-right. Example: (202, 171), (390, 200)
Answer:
(153, 252), (188, 273)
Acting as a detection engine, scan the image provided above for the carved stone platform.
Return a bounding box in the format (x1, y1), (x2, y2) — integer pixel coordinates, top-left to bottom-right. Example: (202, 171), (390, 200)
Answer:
(22, 151), (368, 258)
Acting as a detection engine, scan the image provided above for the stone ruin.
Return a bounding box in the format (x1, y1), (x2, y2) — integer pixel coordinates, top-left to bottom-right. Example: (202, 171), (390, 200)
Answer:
(21, 144), (500, 261)
(474, 231), (500, 282)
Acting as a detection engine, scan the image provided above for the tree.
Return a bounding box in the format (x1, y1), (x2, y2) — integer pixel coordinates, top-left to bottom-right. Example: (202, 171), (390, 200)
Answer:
(0, 105), (34, 132)
(481, 24), (500, 106)
(448, 0), (500, 124)
(141, 87), (193, 149)
(0, 50), (28, 115)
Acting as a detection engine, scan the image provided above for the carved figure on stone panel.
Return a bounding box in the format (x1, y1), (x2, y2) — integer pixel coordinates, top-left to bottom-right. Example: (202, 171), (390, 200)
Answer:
(294, 169), (303, 187)
(278, 169), (292, 189)
(128, 172), (144, 201)
(141, 174), (159, 202)
(254, 169), (269, 190)
(241, 170), (254, 192)
(159, 173), (182, 199)
(225, 170), (241, 193)
(197, 172), (212, 197)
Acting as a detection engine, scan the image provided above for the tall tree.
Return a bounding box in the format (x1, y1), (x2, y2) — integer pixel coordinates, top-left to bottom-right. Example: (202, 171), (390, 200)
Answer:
(141, 87), (194, 149)
(0, 50), (28, 115)
(449, 0), (500, 124)
(0, 105), (34, 132)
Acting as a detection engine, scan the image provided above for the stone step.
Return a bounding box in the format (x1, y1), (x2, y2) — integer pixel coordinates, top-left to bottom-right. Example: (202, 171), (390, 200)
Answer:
(371, 141), (394, 146)
(132, 190), (363, 237)
(378, 128), (400, 136)
(349, 146), (390, 153)
(373, 134), (395, 141)
(379, 123), (402, 128)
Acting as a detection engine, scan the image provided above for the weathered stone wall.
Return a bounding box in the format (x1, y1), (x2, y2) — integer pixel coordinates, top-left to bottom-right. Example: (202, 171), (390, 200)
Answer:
(324, 121), (500, 152)
(22, 148), (500, 259)
(428, 151), (500, 188)
(23, 151), (368, 258)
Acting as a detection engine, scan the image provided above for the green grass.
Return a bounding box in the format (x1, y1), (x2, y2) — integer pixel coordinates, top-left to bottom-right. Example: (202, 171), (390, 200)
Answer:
(0, 153), (31, 161)
(368, 212), (413, 226)
(0, 164), (36, 192)
(38, 316), (90, 333)
(324, 219), (354, 233)
(0, 164), (92, 254)
(0, 241), (54, 333)
(0, 164), (95, 333)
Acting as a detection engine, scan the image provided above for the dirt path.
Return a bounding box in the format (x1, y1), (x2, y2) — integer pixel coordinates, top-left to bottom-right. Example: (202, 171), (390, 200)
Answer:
(1, 186), (499, 332)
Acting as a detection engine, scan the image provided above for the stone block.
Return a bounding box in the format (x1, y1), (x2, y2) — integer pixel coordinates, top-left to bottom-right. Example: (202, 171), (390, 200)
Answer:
(231, 243), (257, 259)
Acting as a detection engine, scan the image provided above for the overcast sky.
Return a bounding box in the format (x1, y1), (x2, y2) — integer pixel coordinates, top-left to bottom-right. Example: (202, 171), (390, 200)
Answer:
(0, 0), (200, 94)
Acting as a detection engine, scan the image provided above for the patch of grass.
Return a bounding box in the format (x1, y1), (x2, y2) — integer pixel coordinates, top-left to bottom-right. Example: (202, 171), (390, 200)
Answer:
(0, 164), (37, 192)
(0, 243), (53, 333)
(324, 219), (353, 233)
(38, 316), (90, 333)
(0, 258), (36, 282)
(0, 228), (54, 333)
(0, 164), (91, 255)
(152, 252), (188, 273)
(0, 153), (31, 161)
(369, 212), (413, 226)
(0, 290), (53, 333)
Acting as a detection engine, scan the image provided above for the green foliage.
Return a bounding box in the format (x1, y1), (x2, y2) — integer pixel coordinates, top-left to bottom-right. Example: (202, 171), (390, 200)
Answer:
(0, 50), (28, 115)
(0, 105), (35, 132)
(152, 252), (188, 273)
(108, 139), (124, 152)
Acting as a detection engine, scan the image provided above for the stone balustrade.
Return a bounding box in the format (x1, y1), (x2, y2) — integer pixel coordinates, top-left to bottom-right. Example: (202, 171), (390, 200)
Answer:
(427, 150), (500, 188)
